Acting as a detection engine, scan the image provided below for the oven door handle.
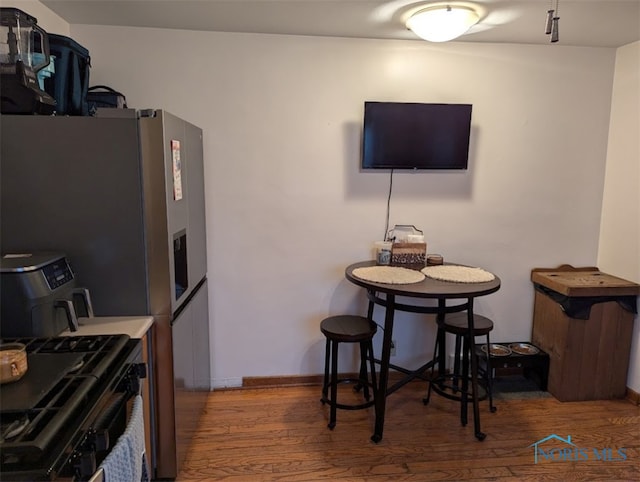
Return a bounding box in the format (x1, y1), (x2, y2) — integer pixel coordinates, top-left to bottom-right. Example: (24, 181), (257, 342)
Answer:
(87, 467), (104, 482)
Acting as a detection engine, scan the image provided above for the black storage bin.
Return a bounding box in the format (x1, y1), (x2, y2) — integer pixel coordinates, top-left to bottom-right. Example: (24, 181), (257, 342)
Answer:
(87, 85), (127, 111)
(43, 34), (90, 116)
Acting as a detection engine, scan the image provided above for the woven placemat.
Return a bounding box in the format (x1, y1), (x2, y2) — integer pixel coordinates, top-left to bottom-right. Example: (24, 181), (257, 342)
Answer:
(421, 265), (495, 283)
(352, 266), (426, 284)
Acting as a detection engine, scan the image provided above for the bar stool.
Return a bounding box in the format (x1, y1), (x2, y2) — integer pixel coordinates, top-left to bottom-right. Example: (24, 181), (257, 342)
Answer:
(320, 315), (378, 430)
(424, 312), (496, 430)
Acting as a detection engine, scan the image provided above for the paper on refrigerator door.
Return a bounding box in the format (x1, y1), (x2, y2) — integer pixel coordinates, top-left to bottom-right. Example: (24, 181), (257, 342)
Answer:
(171, 140), (183, 201)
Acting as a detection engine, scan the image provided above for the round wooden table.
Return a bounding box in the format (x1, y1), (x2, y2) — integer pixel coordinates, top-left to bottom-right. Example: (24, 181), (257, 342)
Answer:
(345, 260), (501, 442)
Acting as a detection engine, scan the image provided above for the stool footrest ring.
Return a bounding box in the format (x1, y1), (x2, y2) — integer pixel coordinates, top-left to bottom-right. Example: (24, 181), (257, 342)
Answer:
(321, 378), (377, 410)
(428, 374), (489, 403)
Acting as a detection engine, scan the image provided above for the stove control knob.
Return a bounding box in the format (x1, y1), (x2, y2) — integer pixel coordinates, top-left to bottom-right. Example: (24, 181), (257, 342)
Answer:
(93, 429), (110, 452)
(83, 428), (110, 453)
(135, 362), (147, 379)
(73, 451), (96, 478)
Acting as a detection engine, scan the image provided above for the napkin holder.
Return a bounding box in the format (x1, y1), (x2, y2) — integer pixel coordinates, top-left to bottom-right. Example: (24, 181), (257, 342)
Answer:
(387, 225), (427, 268)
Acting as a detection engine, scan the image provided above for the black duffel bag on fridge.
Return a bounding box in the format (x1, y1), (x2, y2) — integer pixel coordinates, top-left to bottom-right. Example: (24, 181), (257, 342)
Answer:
(44, 34), (91, 116)
(87, 85), (127, 112)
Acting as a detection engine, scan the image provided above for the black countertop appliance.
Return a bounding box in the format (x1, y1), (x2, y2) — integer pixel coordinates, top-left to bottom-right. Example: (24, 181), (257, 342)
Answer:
(0, 252), (93, 338)
(0, 8), (55, 114)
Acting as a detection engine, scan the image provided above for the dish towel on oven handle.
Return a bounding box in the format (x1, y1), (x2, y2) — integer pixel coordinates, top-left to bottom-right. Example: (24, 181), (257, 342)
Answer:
(99, 395), (150, 482)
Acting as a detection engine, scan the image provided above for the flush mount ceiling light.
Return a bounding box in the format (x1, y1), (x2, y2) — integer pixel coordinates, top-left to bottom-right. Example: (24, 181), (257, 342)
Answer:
(406, 4), (480, 42)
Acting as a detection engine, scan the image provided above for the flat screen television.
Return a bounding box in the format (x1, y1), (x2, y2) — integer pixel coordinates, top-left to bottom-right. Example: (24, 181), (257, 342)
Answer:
(361, 101), (472, 170)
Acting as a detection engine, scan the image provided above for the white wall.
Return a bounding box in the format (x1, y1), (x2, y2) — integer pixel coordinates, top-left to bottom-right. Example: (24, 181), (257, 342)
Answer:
(0, 0), (69, 35)
(68, 25), (614, 388)
(14, 3), (626, 389)
(598, 41), (640, 392)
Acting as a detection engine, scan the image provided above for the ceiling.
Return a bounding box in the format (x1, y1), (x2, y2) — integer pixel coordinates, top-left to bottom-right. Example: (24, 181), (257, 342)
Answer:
(40, 0), (640, 48)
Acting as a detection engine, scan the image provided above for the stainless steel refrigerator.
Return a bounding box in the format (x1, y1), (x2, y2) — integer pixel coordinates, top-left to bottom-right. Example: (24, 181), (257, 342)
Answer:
(0, 109), (211, 479)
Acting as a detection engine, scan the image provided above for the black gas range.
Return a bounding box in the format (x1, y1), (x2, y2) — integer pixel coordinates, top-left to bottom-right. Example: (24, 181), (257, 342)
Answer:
(0, 334), (145, 481)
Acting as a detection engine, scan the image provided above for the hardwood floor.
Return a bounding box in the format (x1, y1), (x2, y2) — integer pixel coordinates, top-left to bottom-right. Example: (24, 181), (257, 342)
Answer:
(177, 383), (640, 481)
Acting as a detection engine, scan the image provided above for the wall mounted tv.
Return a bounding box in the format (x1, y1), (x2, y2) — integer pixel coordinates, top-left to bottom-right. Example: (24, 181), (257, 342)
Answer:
(361, 101), (472, 170)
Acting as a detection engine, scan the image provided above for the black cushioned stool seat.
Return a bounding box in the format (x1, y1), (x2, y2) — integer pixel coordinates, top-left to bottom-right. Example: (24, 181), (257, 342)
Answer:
(424, 313), (496, 433)
(320, 315), (378, 430)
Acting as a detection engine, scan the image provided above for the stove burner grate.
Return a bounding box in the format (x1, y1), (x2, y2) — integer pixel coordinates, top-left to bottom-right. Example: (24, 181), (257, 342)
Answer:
(0, 334), (135, 480)
(0, 415), (29, 442)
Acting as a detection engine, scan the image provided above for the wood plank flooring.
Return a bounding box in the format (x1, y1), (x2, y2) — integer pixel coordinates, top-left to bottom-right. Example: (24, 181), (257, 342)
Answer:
(177, 383), (640, 481)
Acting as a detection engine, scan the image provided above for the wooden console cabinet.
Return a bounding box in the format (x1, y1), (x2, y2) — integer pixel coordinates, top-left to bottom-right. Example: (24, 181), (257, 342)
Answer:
(531, 265), (639, 402)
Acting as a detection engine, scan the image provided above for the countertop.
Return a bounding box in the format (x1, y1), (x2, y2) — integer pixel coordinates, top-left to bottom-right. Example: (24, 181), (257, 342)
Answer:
(531, 268), (640, 297)
(60, 316), (153, 339)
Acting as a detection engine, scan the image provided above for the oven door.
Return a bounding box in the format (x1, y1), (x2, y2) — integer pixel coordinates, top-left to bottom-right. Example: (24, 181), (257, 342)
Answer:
(74, 362), (148, 481)
(64, 348), (147, 481)
(88, 393), (149, 482)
